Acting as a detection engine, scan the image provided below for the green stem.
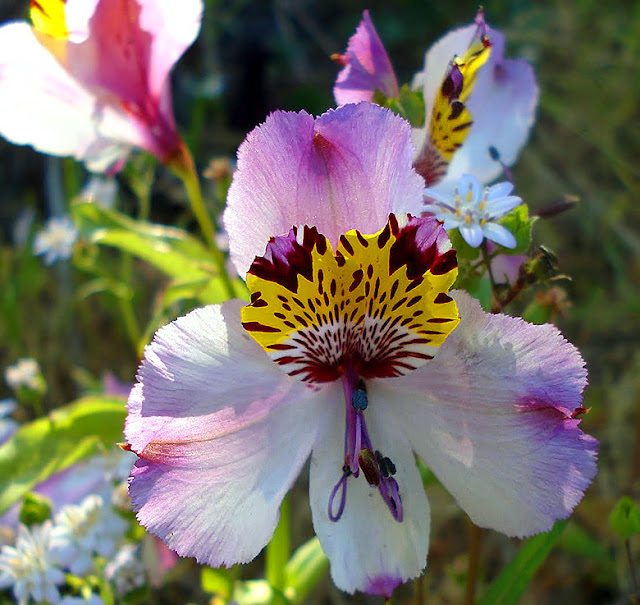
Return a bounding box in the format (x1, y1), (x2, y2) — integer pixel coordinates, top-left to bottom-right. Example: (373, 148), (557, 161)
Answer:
(465, 523), (483, 605)
(266, 496), (290, 591)
(170, 144), (235, 299)
(118, 295), (141, 354)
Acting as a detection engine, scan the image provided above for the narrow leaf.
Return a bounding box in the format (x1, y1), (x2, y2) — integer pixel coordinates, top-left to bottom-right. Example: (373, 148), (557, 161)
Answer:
(477, 520), (567, 605)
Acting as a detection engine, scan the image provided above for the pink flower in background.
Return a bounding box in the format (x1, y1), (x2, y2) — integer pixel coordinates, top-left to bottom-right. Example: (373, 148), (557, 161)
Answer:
(0, 0), (203, 172)
(333, 10), (398, 106)
(125, 103), (596, 596)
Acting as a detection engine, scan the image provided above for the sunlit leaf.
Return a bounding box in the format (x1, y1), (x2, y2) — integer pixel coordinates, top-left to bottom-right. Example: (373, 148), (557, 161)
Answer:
(0, 397), (126, 514)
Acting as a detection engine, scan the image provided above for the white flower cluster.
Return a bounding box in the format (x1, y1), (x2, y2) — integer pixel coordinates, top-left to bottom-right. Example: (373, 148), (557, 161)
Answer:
(0, 450), (148, 605)
(4, 359), (42, 392)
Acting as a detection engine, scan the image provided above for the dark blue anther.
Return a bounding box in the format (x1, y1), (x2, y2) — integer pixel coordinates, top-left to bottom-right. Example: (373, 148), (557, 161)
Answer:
(488, 145), (500, 161)
(351, 388), (368, 411)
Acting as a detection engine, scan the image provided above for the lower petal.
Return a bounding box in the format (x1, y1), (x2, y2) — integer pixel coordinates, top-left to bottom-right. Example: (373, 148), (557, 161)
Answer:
(384, 291), (597, 537)
(309, 385), (430, 596)
(127, 300), (327, 566)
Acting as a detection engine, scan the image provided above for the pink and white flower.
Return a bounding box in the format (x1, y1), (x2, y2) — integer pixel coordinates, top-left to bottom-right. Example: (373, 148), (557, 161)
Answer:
(0, 0), (203, 172)
(125, 103), (596, 596)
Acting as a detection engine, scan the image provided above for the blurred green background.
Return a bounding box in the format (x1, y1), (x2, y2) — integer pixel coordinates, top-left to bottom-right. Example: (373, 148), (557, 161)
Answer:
(0, 0), (639, 603)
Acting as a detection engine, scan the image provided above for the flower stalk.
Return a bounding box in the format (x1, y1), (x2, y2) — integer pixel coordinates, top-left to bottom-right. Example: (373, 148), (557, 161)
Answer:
(169, 143), (235, 299)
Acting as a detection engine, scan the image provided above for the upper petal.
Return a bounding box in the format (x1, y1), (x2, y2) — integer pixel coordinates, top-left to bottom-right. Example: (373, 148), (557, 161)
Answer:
(333, 10), (399, 106)
(224, 103), (425, 277)
(127, 300), (325, 566)
(384, 291), (597, 537)
(0, 22), (130, 171)
(309, 385), (430, 596)
(136, 0), (203, 99)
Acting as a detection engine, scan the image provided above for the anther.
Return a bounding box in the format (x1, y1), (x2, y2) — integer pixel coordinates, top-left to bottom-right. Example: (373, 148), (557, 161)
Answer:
(358, 448), (380, 486)
(351, 380), (368, 411)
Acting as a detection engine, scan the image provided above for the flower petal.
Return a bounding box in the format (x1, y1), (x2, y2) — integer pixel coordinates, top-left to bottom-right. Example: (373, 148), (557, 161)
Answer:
(414, 24), (537, 186)
(481, 222), (516, 248)
(334, 10), (399, 106)
(486, 181), (514, 199)
(442, 29), (538, 185)
(384, 291), (597, 537)
(127, 300), (325, 565)
(309, 385), (430, 596)
(459, 223), (484, 247)
(0, 22), (130, 171)
(485, 195), (522, 217)
(137, 0), (203, 99)
(224, 103), (425, 277)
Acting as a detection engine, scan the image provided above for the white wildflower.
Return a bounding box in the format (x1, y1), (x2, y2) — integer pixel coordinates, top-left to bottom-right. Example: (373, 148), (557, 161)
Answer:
(78, 177), (117, 209)
(0, 521), (65, 605)
(424, 173), (522, 248)
(33, 216), (78, 265)
(104, 543), (146, 596)
(4, 358), (41, 391)
(51, 495), (128, 576)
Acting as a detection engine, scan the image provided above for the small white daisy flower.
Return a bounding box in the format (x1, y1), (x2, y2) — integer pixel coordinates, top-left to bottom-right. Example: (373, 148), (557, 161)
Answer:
(104, 543), (146, 596)
(4, 358), (41, 391)
(78, 177), (117, 209)
(33, 216), (78, 265)
(51, 495), (128, 576)
(424, 174), (522, 248)
(0, 521), (65, 605)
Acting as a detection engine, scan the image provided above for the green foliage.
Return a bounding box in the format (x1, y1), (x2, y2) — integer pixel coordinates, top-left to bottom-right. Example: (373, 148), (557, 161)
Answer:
(381, 84), (426, 127)
(498, 205), (536, 256)
(283, 538), (329, 604)
(201, 568), (235, 600)
(0, 397), (126, 514)
(72, 201), (215, 282)
(19, 492), (52, 526)
(609, 496), (640, 539)
(477, 520), (567, 605)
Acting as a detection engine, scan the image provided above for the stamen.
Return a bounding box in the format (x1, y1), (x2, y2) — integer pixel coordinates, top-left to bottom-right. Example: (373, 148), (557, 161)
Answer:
(488, 146), (514, 182)
(379, 476), (403, 522)
(328, 467), (350, 522)
(358, 448), (380, 486)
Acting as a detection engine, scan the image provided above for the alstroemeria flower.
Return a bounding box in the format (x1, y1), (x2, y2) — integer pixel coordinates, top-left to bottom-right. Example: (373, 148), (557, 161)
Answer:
(334, 11), (537, 188)
(333, 10), (399, 106)
(125, 103), (596, 596)
(0, 0), (203, 172)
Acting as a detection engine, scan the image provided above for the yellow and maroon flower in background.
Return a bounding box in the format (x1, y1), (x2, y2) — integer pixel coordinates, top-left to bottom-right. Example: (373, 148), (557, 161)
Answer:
(334, 10), (538, 189)
(0, 0), (202, 172)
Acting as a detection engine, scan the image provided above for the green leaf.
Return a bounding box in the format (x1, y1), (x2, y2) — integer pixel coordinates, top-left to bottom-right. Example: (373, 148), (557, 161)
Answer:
(266, 497), (290, 591)
(72, 201), (216, 281)
(498, 205), (536, 256)
(477, 520), (567, 605)
(19, 492), (52, 526)
(609, 496), (640, 538)
(283, 537), (329, 604)
(232, 580), (287, 605)
(382, 84), (426, 127)
(201, 567), (234, 599)
(0, 397), (126, 514)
